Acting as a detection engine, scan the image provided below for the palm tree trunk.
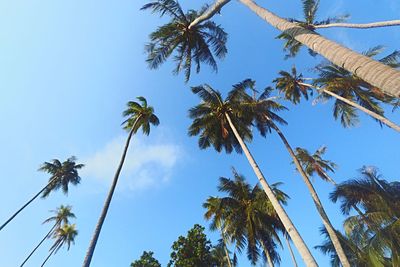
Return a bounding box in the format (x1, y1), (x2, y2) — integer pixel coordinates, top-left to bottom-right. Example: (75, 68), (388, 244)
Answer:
(190, 0), (400, 97)
(0, 177), (57, 232)
(82, 117), (141, 267)
(20, 223), (58, 267)
(221, 231), (233, 267)
(285, 235), (298, 267)
(260, 241), (274, 267)
(299, 82), (400, 132)
(314, 20), (400, 29)
(40, 247), (56, 267)
(268, 120), (350, 267)
(224, 113), (318, 267)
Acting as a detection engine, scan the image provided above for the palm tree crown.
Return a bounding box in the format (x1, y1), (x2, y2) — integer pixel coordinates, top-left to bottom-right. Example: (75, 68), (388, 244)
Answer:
(122, 96), (160, 135)
(141, 0), (227, 81)
(50, 224), (78, 253)
(43, 205), (76, 229)
(39, 156), (84, 198)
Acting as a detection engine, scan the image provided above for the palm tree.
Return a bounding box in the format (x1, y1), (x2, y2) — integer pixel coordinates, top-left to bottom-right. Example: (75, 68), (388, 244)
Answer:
(144, 0), (400, 97)
(330, 166), (400, 265)
(20, 205), (76, 267)
(82, 97), (160, 267)
(189, 84), (318, 266)
(211, 239), (236, 267)
(232, 79), (350, 266)
(41, 223), (78, 267)
(0, 157), (83, 232)
(141, 0), (227, 82)
(204, 170), (289, 266)
(274, 63), (400, 132)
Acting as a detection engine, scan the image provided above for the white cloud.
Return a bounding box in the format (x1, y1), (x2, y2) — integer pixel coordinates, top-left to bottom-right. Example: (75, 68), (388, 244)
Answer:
(81, 132), (182, 192)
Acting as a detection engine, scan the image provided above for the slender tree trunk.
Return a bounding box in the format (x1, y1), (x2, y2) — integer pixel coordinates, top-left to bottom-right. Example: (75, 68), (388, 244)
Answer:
(0, 177), (57, 232)
(260, 242), (274, 267)
(299, 82), (400, 133)
(221, 231), (233, 267)
(314, 20), (400, 29)
(224, 113), (318, 267)
(20, 223), (58, 267)
(269, 120), (350, 267)
(41, 247), (56, 267)
(285, 236), (298, 267)
(82, 117), (141, 267)
(190, 0), (400, 97)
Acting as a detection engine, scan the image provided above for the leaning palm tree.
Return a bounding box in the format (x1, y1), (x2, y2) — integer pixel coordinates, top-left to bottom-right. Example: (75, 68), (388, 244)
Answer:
(204, 170), (289, 266)
(0, 157), (83, 232)
(274, 63), (400, 132)
(41, 224), (78, 267)
(144, 0), (400, 97)
(189, 84), (318, 266)
(211, 239), (237, 267)
(141, 0), (227, 82)
(231, 79), (350, 266)
(82, 97), (160, 267)
(331, 166), (400, 265)
(20, 205), (76, 267)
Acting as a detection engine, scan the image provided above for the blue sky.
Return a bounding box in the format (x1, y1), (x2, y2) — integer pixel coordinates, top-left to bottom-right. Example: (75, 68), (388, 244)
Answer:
(0, 0), (399, 266)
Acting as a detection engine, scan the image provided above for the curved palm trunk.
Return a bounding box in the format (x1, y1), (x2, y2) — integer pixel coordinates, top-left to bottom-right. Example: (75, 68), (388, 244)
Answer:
(20, 223), (58, 267)
(41, 247), (56, 267)
(269, 120), (350, 267)
(221, 231), (233, 267)
(191, 0), (400, 97)
(0, 177), (57, 232)
(82, 117), (140, 267)
(224, 113), (318, 267)
(260, 242), (274, 267)
(314, 20), (400, 29)
(299, 82), (400, 133)
(285, 236), (298, 267)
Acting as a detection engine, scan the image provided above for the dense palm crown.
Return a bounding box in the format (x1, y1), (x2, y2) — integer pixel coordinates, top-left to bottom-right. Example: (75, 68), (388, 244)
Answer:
(277, 0), (348, 58)
(39, 156), (84, 198)
(330, 166), (400, 265)
(273, 66), (311, 104)
(44, 205), (76, 228)
(50, 224), (78, 253)
(188, 84), (252, 153)
(294, 146), (337, 184)
(122, 96), (160, 135)
(141, 0), (227, 81)
(204, 170), (289, 265)
(314, 46), (400, 127)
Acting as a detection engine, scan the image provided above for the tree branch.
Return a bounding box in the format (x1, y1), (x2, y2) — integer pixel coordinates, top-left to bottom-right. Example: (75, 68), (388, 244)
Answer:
(314, 20), (400, 29)
(188, 0), (231, 29)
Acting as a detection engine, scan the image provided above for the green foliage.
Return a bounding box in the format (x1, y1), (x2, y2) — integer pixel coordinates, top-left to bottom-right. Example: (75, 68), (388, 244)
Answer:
(122, 96), (160, 135)
(273, 66), (311, 104)
(167, 224), (215, 267)
(39, 156), (84, 198)
(49, 223), (78, 254)
(131, 251), (161, 267)
(141, 0), (227, 82)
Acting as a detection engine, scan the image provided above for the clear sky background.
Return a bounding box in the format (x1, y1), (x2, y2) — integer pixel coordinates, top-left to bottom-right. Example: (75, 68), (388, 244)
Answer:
(0, 0), (399, 266)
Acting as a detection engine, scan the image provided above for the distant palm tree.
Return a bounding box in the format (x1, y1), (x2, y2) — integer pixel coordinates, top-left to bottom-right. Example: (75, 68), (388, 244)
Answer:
(0, 157), (83, 232)
(82, 97), (159, 267)
(41, 224), (78, 267)
(20, 205), (76, 267)
(143, 0), (400, 96)
(231, 79), (350, 266)
(204, 170), (289, 266)
(141, 0), (227, 81)
(211, 239), (236, 267)
(274, 63), (400, 132)
(331, 166), (400, 265)
(189, 84), (317, 266)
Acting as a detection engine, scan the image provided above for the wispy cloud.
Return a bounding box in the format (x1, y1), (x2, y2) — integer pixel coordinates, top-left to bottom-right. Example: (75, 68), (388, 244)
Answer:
(81, 131), (182, 192)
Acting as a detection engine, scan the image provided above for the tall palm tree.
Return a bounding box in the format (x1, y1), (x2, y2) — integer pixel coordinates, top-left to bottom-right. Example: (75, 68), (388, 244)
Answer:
(20, 205), (76, 267)
(144, 0), (400, 97)
(232, 79), (350, 266)
(204, 170), (289, 266)
(330, 166), (400, 265)
(189, 84), (318, 266)
(82, 97), (160, 267)
(274, 63), (400, 132)
(41, 224), (78, 267)
(0, 157), (83, 232)
(141, 0), (227, 82)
